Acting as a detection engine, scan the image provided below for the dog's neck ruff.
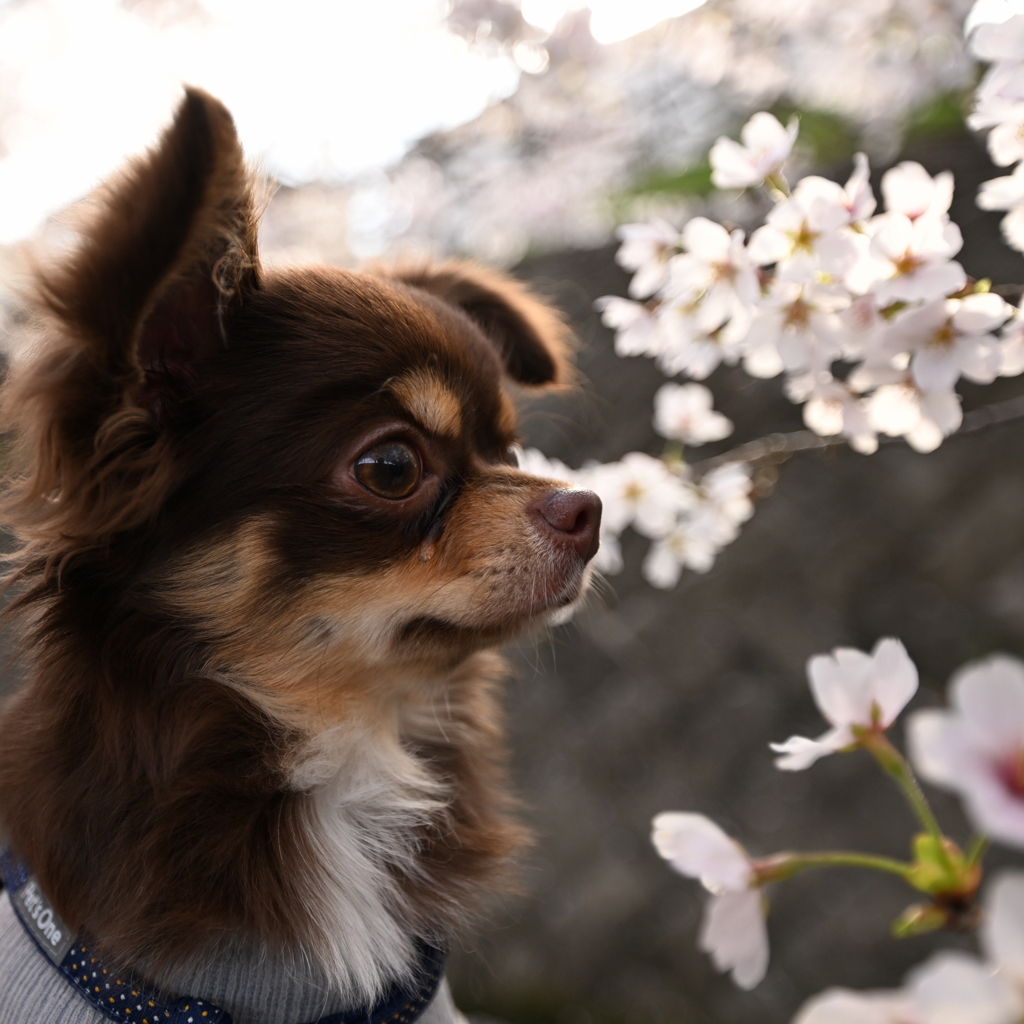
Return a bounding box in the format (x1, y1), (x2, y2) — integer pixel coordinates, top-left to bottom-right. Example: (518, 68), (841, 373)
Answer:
(0, 849), (445, 1024)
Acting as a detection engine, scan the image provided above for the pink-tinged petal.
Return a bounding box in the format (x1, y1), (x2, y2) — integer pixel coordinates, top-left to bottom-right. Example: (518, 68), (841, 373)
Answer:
(809, 648), (876, 725)
(710, 137), (759, 190)
(908, 709), (967, 788)
(844, 153), (877, 222)
(628, 260), (669, 300)
(1001, 207), (1024, 252)
(748, 224), (793, 266)
(982, 872), (1024, 981)
(907, 950), (1023, 1024)
(682, 217), (732, 261)
(870, 212), (914, 260)
(870, 638), (919, 726)
(978, 168), (1024, 211)
(958, 336), (1002, 385)
(912, 348), (962, 393)
(952, 292), (1013, 335)
(651, 812), (751, 892)
(698, 890), (769, 990)
(876, 260), (967, 305)
(771, 726), (851, 771)
(793, 988), (916, 1024)
(972, 14), (1024, 61)
(919, 389), (962, 436)
(953, 657), (1024, 755)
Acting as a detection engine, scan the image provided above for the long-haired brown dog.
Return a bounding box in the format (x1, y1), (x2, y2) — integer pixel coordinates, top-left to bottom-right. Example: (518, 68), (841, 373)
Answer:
(0, 89), (600, 1024)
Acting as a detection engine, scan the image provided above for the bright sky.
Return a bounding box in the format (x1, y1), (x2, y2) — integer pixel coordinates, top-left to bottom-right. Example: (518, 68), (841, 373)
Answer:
(0, 0), (707, 245)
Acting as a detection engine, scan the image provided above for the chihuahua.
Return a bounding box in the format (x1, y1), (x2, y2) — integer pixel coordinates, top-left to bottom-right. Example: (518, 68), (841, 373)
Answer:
(0, 88), (600, 1024)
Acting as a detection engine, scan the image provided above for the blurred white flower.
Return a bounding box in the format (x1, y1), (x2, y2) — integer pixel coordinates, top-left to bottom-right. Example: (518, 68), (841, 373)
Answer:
(743, 280), (849, 375)
(651, 812), (769, 990)
(907, 951), (1022, 1024)
(513, 446), (577, 483)
(879, 294), (1011, 393)
(584, 452), (695, 539)
(595, 296), (663, 358)
(792, 872), (1024, 1024)
(772, 638), (919, 770)
(999, 307), (1024, 375)
(792, 987), (917, 1024)
(971, 12), (1024, 63)
(856, 211), (966, 304)
(909, 654), (1024, 849)
(748, 176), (859, 283)
(655, 304), (754, 380)
(639, 461), (751, 585)
(795, 375), (879, 454)
(709, 111), (799, 190)
(866, 380), (963, 453)
(653, 382), (733, 445)
(977, 164), (1024, 251)
(664, 217), (760, 333)
(881, 162), (954, 222)
(616, 219), (683, 299)
(643, 525), (717, 585)
(841, 153), (877, 223)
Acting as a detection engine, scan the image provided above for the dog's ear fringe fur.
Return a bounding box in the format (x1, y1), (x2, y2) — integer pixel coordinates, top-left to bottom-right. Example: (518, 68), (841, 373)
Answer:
(0, 87), (259, 568)
(372, 259), (574, 388)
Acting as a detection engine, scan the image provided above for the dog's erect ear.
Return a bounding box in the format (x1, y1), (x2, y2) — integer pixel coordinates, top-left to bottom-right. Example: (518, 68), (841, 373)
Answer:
(2, 88), (259, 549)
(379, 261), (571, 387)
(35, 86), (260, 423)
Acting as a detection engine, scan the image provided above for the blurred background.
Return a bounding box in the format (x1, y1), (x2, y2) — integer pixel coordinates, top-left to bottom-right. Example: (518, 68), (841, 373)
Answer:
(4, 1), (1024, 1022)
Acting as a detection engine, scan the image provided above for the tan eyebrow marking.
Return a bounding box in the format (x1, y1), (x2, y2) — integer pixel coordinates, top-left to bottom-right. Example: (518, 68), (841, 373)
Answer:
(389, 369), (463, 437)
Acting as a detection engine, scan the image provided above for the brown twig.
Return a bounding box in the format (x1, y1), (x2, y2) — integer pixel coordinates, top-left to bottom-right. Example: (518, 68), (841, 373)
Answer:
(693, 392), (1024, 475)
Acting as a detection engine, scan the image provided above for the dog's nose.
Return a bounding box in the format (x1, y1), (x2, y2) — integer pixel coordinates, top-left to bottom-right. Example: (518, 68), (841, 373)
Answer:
(532, 488), (602, 563)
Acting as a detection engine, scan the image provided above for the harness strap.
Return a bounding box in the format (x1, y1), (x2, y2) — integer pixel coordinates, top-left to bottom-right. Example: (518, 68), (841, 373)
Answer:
(0, 849), (445, 1024)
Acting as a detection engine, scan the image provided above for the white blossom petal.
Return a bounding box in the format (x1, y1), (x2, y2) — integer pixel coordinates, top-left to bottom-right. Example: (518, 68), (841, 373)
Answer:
(698, 890), (769, 990)
(651, 812), (751, 892)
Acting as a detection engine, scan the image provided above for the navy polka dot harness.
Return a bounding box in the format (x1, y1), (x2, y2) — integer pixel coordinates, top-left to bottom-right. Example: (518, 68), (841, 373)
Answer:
(0, 849), (445, 1024)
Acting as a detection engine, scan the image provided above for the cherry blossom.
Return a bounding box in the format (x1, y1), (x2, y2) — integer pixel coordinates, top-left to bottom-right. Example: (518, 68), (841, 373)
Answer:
(977, 163), (1024, 251)
(909, 655), (1024, 849)
(855, 210), (966, 304)
(584, 452), (695, 540)
(652, 383), (733, 446)
(651, 812), (769, 990)
(879, 294), (1012, 394)
(747, 176), (859, 283)
(616, 219), (682, 299)
(880, 162), (954, 222)
(866, 380), (963, 454)
(654, 304), (753, 381)
(742, 280), (849, 376)
(643, 461), (753, 586)
(663, 217), (759, 335)
(709, 111), (799, 191)
(772, 639), (919, 771)
(792, 873), (1024, 1024)
(792, 375), (878, 455)
(594, 296), (663, 359)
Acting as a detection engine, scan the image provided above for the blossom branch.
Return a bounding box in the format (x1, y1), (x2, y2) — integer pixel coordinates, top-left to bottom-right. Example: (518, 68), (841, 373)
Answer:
(694, 390), (1024, 475)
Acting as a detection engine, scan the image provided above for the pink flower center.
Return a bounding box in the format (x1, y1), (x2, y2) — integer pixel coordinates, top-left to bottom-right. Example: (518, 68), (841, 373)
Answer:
(998, 749), (1024, 798)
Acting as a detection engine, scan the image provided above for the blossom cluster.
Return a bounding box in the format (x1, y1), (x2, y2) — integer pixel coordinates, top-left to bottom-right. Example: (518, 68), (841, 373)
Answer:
(516, 439), (752, 588)
(599, 112), (1024, 461)
(971, 9), (1024, 255)
(651, 639), (1024, 1022)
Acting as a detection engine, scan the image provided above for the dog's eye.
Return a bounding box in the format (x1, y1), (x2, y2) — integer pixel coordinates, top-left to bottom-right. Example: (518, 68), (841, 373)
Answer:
(355, 441), (422, 499)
